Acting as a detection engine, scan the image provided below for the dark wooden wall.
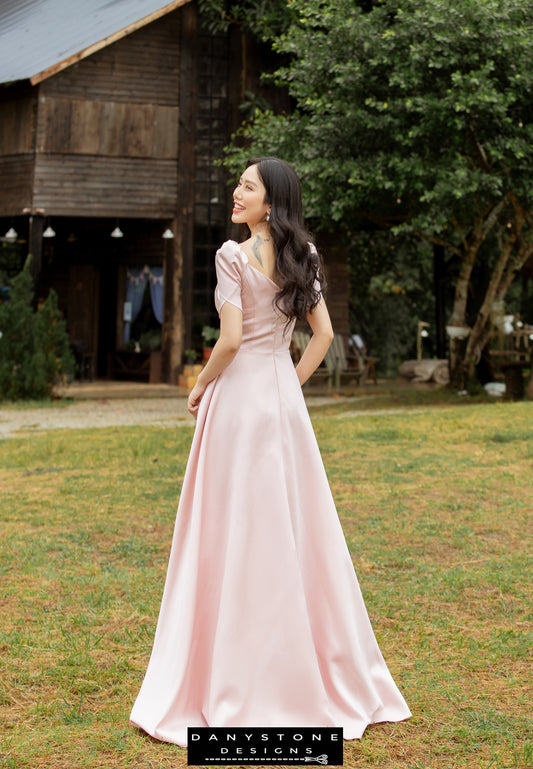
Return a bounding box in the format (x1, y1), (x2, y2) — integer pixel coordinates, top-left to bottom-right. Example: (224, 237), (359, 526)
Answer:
(317, 235), (349, 338)
(0, 84), (36, 215)
(1, 12), (181, 220)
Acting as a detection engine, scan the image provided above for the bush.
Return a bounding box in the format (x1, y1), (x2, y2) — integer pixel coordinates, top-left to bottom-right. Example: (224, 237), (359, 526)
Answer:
(0, 270), (75, 400)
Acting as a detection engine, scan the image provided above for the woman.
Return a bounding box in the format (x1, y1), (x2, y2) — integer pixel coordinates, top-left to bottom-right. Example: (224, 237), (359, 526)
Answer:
(130, 157), (411, 746)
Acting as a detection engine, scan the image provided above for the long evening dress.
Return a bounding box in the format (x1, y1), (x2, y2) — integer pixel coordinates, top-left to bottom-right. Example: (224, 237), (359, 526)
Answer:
(129, 240), (411, 746)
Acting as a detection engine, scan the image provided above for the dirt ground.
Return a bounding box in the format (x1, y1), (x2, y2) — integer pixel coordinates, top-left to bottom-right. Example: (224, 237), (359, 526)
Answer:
(0, 380), (350, 438)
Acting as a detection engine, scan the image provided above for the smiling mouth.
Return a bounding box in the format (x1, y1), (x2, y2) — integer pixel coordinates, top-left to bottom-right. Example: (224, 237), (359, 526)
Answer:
(233, 202), (245, 211)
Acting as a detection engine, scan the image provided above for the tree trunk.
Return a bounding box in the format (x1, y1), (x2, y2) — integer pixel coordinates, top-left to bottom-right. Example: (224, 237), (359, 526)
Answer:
(447, 199), (508, 386)
(448, 241), (478, 382)
(449, 338), (469, 389)
(464, 229), (515, 377)
(494, 239), (533, 304)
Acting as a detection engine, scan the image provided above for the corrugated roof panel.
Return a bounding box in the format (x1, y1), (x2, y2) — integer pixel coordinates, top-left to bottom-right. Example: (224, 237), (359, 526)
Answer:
(0, 0), (189, 85)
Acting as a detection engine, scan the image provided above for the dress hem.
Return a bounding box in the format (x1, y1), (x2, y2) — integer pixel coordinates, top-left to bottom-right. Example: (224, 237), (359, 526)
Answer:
(129, 713), (411, 749)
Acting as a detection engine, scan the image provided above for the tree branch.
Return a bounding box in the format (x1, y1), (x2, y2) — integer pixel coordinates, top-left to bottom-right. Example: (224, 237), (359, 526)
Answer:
(480, 197), (508, 241)
(450, 216), (469, 252)
(465, 227), (515, 362)
(414, 232), (462, 257)
(495, 238), (533, 301)
(467, 122), (491, 174)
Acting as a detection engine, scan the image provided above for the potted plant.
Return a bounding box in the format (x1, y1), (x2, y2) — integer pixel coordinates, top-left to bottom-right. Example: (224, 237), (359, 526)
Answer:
(202, 326), (220, 360)
(179, 348), (203, 389)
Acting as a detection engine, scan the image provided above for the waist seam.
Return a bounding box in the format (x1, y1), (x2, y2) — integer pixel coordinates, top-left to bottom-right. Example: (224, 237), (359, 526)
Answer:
(237, 347), (290, 356)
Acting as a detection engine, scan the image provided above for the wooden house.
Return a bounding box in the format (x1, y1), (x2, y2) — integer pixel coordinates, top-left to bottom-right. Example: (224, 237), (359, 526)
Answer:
(0, 0), (348, 383)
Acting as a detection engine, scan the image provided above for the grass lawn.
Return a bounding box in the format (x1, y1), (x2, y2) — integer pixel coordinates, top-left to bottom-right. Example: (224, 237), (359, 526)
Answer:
(0, 395), (532, 769)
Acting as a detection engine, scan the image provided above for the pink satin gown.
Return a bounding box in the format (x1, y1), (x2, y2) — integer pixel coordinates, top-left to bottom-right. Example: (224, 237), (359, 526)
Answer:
(129, 240), (411, 746)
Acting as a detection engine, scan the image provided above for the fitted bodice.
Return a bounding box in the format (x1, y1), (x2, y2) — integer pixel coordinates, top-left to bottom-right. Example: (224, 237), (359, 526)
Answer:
(214, 240), (296, 354)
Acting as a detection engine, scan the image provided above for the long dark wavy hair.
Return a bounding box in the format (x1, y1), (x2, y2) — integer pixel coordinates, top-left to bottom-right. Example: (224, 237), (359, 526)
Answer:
(246, 157), (326, 321)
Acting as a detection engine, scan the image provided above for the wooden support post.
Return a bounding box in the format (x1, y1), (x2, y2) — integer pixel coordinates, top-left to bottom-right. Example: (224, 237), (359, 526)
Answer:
(162, 217), (182, 384)
(163, 1), (197, 384)
(28, 214), (43, 286)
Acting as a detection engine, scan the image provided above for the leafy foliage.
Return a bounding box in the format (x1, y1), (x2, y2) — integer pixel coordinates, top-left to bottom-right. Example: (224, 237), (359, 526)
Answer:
(225, 0), (532, 232)
(0, 270), (75, 400)
(349, 232), (437, 373)
(223, 0), (533, 382)
(197, 0), (293, 37)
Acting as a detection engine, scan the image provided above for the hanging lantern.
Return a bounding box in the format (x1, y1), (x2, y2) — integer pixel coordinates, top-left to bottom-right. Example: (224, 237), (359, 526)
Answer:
(4, 227), (18, 243)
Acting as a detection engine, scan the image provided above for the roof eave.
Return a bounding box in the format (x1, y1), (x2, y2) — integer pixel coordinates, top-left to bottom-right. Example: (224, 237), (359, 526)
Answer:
(29, 0), (191, 86)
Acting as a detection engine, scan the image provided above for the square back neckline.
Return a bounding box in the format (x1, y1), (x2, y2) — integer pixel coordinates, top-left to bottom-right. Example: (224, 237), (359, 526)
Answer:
(233, 241), (281, 290)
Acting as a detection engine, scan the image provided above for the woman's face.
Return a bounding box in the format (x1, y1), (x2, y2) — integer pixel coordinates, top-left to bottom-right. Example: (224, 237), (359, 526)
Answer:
(232, 164), (270, 227)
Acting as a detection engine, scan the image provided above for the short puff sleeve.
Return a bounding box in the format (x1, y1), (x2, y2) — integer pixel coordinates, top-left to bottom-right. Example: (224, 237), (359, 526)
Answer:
(214, 241), (244, 314)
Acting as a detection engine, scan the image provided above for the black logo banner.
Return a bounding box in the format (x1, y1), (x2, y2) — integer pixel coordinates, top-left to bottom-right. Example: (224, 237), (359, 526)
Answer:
(187, 727), (343, 765)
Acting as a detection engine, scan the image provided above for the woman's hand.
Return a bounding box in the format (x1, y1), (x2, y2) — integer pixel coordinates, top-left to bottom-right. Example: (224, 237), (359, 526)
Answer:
(188, 380), (207, 417)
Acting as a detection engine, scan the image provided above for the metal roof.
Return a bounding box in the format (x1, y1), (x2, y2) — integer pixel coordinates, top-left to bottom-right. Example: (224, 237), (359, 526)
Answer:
(0, 0), (190, 85)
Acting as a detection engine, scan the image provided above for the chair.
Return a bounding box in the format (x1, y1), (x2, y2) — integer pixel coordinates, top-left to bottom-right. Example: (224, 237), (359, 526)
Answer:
(291, 331), (370, 388)
(291, 330), (334, 387)
(317, 334), (379, 387)
(291, 331), (311, 364)
(326, 335), (364, 388)
(347, 335), (379, 385)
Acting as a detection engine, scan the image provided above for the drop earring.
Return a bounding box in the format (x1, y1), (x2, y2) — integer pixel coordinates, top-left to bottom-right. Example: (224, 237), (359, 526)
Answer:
(266, 212), (271, 222)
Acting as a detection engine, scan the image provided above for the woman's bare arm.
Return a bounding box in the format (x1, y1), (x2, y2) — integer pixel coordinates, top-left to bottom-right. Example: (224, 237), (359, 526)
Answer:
(187, 302), (243, 415)
(295, 299), (334, 386)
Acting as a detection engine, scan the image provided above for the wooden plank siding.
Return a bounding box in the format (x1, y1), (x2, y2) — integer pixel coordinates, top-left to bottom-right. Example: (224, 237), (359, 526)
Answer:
(0, 86), (37, 214)
(39, 14), (180, 105)
(0, 94), (36, 154)
(32, 155), (178, 218)
(38, 97), (178, 159)
(0, 156), (34, 215)
(29, 11), (181, 220)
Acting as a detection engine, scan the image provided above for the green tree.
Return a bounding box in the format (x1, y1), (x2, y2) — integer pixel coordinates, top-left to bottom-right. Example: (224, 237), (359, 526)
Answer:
(348, 232), (437, 373)
(224, 0), (533, 386)
(0, 270), (75, 400)
(198, 0), (292, 36)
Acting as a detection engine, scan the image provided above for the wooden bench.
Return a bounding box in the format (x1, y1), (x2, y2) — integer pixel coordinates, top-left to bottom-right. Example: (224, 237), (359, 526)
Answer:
(291, 332), (377, 388)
